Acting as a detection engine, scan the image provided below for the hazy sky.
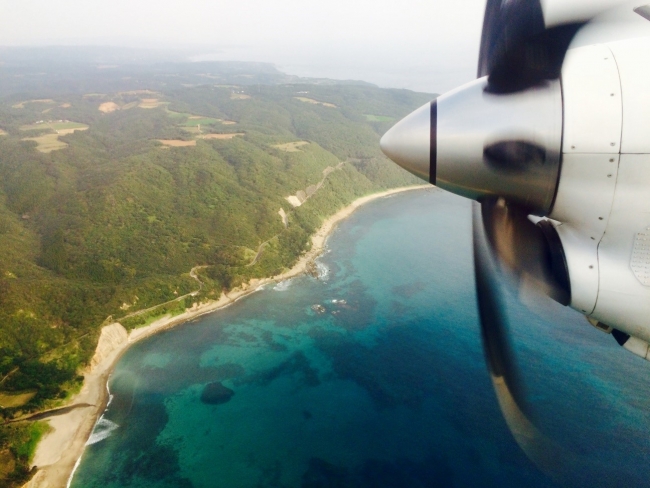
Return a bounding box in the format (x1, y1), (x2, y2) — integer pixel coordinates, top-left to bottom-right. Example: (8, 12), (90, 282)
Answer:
(0, 0), (486, 92)
(1, 1), (648, 93)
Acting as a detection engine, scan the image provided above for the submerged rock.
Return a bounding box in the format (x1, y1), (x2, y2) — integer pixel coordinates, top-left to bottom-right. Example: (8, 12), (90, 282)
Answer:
(200, 382), (235, 405)
(311, 304), (326, 314)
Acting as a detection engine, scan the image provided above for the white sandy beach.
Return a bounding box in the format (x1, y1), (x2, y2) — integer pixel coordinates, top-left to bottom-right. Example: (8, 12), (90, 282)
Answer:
(25, 184), (428, 488)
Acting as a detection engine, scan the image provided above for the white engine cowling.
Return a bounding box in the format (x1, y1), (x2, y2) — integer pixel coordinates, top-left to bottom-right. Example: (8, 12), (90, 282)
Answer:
(550, 37), (650, 343)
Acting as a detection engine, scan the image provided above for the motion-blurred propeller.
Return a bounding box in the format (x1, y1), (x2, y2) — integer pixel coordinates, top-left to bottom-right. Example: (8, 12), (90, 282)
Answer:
(380, 0), (630, 481)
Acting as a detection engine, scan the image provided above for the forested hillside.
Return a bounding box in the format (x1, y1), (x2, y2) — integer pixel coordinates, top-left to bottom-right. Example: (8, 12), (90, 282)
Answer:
(0, 52), (434, 485)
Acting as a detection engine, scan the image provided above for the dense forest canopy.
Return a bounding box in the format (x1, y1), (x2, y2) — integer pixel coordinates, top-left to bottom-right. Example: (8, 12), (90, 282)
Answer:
(0, 48), (435, 485)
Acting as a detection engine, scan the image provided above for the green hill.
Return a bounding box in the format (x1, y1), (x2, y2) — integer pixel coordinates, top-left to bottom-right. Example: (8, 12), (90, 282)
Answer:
(0, 54), (435, 485)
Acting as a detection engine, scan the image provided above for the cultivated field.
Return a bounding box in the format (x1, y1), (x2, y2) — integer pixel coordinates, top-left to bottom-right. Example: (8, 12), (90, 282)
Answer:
(23, 134), (68, 152)
(157, 139), (197, 147)
(138, 98), (166, 109)
(20, 121), (89, 152)
(198, 133), (244, 140)
(20, 121), (88, 132)
(273, 141), (309, 152)
(294, 97), (337, 108)
(98, 102), (120, 113)
(11, 99), (55, 109)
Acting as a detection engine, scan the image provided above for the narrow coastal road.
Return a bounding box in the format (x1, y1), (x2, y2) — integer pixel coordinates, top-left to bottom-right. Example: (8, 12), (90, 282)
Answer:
(119, 265), (206, 321)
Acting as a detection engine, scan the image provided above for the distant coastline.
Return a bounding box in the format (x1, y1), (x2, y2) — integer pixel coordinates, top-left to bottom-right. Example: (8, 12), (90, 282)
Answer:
(26, 184), (429, 488)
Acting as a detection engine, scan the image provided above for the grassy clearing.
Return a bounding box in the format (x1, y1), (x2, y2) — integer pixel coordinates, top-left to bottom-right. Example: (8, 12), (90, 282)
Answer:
(294, 97), (337, 108)
(183, 116), (221, 127)
(22, 134), (68, 153)
(0, 129), (6, 136)
(138, 98), (166, 109)
(13, 422), (50, 464)
(157, 139), (197, 147)
(11, 99), (55, 109)
(120, 296), (191, 330)
(20, 121), (88, 132)
(119, 90), (160, 96)
(0, 390), (37, 408)
(230, 93), (251, 100)
(198, 133), (244, 140)
(273, 141), (309, 152)
(98, 102), (119, 113)
(364, 114), (394, 122)
(165, 109), (191, 119)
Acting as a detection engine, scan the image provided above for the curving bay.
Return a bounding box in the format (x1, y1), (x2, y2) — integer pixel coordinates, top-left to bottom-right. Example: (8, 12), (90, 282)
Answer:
(71, 189), (650, 488)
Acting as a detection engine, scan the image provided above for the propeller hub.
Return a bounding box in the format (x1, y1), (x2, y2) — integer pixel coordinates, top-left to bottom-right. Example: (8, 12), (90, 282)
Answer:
(379, 101), (435, 182)
(381, 77), (563, 215)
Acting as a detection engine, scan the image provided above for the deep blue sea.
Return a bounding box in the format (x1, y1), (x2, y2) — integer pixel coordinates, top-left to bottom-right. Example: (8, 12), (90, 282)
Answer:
(71, 189), (650, 488)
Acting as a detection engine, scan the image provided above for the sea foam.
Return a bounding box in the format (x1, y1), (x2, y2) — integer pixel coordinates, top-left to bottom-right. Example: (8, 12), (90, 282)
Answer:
(86, 417), (119, 446)
(274, 280), (292, 291)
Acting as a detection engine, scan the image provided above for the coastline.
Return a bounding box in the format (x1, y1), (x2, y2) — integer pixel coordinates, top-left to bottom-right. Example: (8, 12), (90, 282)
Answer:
(25, 184), (428, 488)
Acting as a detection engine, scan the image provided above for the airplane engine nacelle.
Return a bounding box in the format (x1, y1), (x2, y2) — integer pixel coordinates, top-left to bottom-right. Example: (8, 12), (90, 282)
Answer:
(550, 37), (650, 344)
(380, 36), (650, 344)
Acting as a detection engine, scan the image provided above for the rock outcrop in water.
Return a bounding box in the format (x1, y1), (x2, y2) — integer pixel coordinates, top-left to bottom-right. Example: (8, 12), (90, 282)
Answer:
(200, 382), (235, 405)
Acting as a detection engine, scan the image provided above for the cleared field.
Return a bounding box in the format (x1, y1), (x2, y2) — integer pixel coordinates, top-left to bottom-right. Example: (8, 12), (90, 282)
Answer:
(285, 196), (302, 207)
(119, 89), (160, 96)
(60, 103), (72, 108)
(178, 116), (228, 135)
(20, 121), (88, 132)
(222, 120), (237, 125)
(183, 116), (221, 127)
(230, 93), (251, 100)
(57, 127), (88, 135)
(0, 129), (6, 136)
(138, 98), (166, 109)
(23, 134), (69, 153)
(0, 390), (37, 408)
(166, 110), (189, 118)
(158, 139), (197, 147)
(294, 97), (337, 108)
(199, 133), (244, 140)
(22, 124), (88, 152)
(364, 114), (394, 122)
(12, 99), (55, 109)
(99, 102), (120, 113)
(273, 141), (309, 152)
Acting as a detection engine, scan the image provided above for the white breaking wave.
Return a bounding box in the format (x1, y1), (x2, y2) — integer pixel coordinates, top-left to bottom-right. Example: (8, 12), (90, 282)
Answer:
(274, 280), (292, 291)
(86, 417), (119, 446)
(66, 453), (83, 488)
(316, 262), (329, 280)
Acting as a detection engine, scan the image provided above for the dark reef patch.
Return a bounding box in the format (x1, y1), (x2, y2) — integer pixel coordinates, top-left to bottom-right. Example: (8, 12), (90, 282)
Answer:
(238, 351), (321, 388)
(200, 382), (235, 405)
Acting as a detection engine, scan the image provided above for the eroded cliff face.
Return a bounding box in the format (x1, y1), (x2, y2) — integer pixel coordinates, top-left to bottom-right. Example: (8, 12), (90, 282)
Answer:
(90, 323), (128, 371)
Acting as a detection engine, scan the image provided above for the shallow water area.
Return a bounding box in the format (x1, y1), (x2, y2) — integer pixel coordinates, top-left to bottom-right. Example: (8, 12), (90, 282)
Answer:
(71, 189), (650, 488)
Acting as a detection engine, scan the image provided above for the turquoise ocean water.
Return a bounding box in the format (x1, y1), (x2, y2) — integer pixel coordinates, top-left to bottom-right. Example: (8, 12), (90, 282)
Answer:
(71, 189), (650, 487)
